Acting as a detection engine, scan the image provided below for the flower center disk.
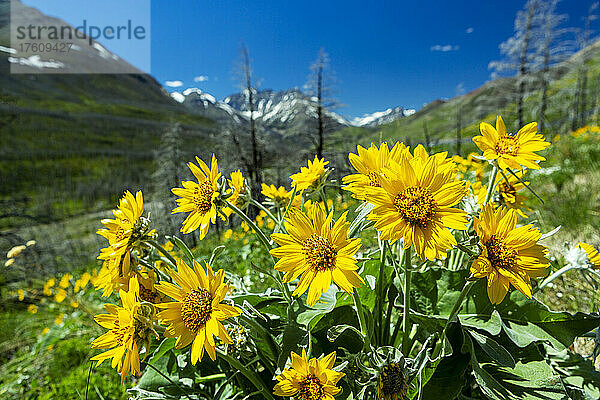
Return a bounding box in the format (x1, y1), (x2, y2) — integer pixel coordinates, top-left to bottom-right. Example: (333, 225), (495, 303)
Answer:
(302, 233), (337, 272)
(181, 288), (213, 333)
(393, 186), (437, 227)
(193, 181), (214, 214)
(378, 363), (408, 398)
(496, 134), (520, 156)
(485, 235), (517, 271)
(298, 374), (324, 400)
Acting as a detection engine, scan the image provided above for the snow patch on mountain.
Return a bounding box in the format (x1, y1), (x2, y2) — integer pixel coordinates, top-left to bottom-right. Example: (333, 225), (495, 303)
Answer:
(352, 106), (415, 127)
(8, 55), (64, 69)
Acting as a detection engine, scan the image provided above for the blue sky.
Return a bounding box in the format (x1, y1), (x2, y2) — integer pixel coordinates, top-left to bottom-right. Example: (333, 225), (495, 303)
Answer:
(22, 1), (595, 119)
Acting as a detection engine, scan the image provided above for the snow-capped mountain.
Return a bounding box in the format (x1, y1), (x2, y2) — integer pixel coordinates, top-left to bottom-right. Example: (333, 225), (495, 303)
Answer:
(352, 107), (416, 127)
(172, 88), (245, 124)
(176, 88), (350, 135)
(223, 89), (349, 131)
(173, 86), (414, 133)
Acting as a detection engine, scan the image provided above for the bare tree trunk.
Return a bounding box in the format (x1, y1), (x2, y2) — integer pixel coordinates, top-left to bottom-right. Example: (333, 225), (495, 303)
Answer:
(241, 46), (262, 203)
(539, 27), (551, 132)
(517, 4), (535, 127)
(317, 63), (324, 159)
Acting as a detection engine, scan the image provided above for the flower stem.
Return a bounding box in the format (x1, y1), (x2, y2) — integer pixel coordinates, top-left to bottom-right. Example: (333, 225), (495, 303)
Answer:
(402, 246), (412, 355)
(225, 200), (273, 255)
(319, 187), (330, 214)
(147, 240), (178, 268)
(352, 288), (370, 349)
(483, 164), (499, 206)
(217, 348), (275, 400)
(376, 238), (387, 345)
(274, 183), (298, 233)
(226, 200), (293, 305)
(249, 198), (278, 223)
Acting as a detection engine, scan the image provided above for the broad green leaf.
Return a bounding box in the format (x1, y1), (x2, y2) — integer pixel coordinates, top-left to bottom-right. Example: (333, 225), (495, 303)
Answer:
(422, 321), (470, 399)
(461, 310), (503, 335)
(148, 337), (176, 366)
(412, 268), (600, 350)
(336, 259), (394, 312)
(277, 323), (307, 370)
(327, 324), (364, 343)
(482, 361), (568, 400)
(296, 286), (338, 329)
(137, 356), (177, 391)
(469, 330), (515, 368)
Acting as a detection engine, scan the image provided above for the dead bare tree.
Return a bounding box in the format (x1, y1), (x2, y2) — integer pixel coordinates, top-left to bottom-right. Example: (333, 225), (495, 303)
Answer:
(572, 2), (598, 130)
(233, 44), (263, 204)
(305, 48), (339, 159)
(529, 0), (573, 132)
(490, 0), (543, 127)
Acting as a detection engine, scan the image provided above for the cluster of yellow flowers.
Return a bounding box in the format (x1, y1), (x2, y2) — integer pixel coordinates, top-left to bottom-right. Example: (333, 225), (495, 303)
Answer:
(570, 124), (600, 139)
(87, 114), (560, 397)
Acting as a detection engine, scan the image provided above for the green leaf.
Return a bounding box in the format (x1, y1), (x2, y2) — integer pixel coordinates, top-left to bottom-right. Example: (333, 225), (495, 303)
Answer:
(327, 324), (364, 343)
(461, 310), (503, 336)
(230, 292), (287, 319)
(277, 323), (307, 370)
(469, 330), (515, 368)
(137, 356), (177, 391)
(546, 345), (600, 398)
(296, 286), (338, 329)
(412, 268), (600, 350)
(336, 260), (394, 312)
(348, 202), (374, 238)
(483, 361), (568, 399)
(472, 362), (513, 400)
(422, 322), (470, 399)
(148, 338), (176, 366)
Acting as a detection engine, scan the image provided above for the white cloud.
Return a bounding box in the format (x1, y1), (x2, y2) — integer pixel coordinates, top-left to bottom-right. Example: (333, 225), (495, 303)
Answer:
(194, 75), (209, 82)
(430, 44), (460, 52)
(165, 80), (183, 87)
(466, 27), (474, 34)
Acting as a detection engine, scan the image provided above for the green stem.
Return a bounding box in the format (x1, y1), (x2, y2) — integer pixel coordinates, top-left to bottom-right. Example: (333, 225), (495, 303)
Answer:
(537, 264), (577, 292)
(249, 198), (278, 223)
(136, 257), (173, 283)
(319, 187), (330, 214)
(352, 288), (370, 349)
(147, 240), (178, 268)
(445, 280), (475, 327)
(226, 201), (292, 304)
(274, 183), (298, 233)
(402, 246), (412, 355)
(217, 349), (275, 400)
(483, 165), (499, 206)
(456, 243), (476, 257)
(225, 201), (273, 255)
(376, 238), (387, 346)
(144, 363), (192, 400)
